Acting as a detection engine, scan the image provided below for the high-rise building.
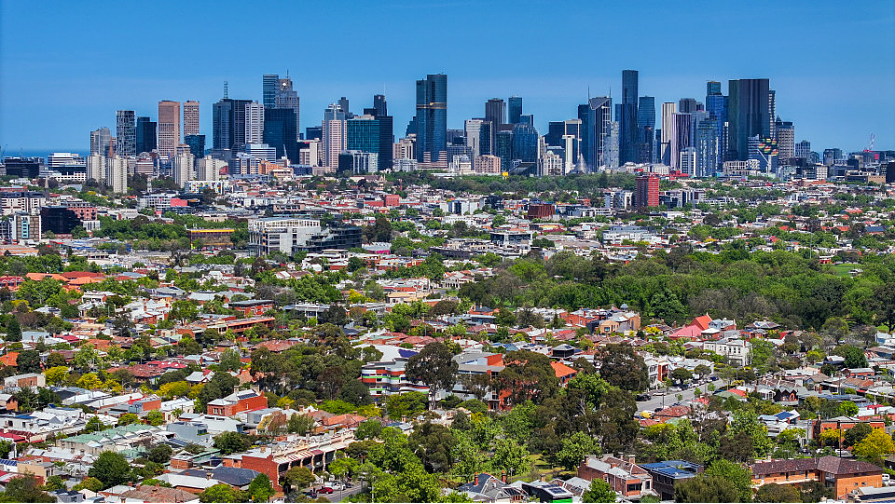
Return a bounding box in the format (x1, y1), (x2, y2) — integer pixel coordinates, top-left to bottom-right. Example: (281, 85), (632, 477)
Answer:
(244, 102), (265, 145)
(768, 90), (777, 137)
(637, 96), (655, 163)
(411, 74), (447, 165)
(158, 100), (181, 158)
(263, 108), (298, 162)
(705, 81), (728, 165)
(728, 78), (771, 160)
(671, 113), (694, 171)
(660, 102), (676, 165)
(679, 147), (697, 176)
(508, 96), (522, 124)
(361, 95), (393, 170)
(373, 95), (387, 117)
(338, 97), (351, 119)
(695, 119), (719, 177)
(135, 117), (157, 154)
(512, 117), (539, 163)
(90, 127), (111, 156)
(823, 148), (842, 166)
(183, 101), (200, 137)
(196, 157), (226, 181)
(617, 70), (639, 164)
(184, 134), (206, 159)
(635, 174), (659, 209)
(322, 103), (346, 169)
(775, 119), (795, 162)
(212, 96), (252, 152)
(262, 74), (279, 109)
(105, 155), (128, 194)
(275, 75), (300, 139)
(678, 98), (699, 113)
(795, 140), (811, 160)
(86, 153), (105, 183)
(579, 97), (612, 171)
(495, 130), (513, 171)
(115, 110), (136, 157)
(485, 98), (506, 127)
(172, 152), (195, 188)
(465, 119), (486, 159)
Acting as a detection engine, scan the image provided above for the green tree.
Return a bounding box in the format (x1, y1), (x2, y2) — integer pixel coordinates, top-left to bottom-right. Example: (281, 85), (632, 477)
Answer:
(0, 474), (54, 502)
(675, 475), (741, 503)
(495, 350), (560, 406)
(117, 413), (140, 426)
(756, 483), (802, 503)
(705, 459), (753, 502)
(556, 432), (601, 472)
(213, 431), (253, 455)
(385, 392), (427, 420)
(5, 317), (21, 342)
(88, 451), (131, 488)
(405, 342), (458, 409)
(146, 410), (166, 426)
(246, 473), (275, 502)
(16, 349), (42, 373)
(199, 483), (243, 503)
(146, 443), (173, 464)
(582, 479), (617, 503)
(356, 419), (384, 440)
(409, 422), (456, 473)
(282, 466), (315, 494)
(671, 367), (693, 385)
(599, 344), (649, 392)
(843, 422), (873, 448)
(853, 428), (895, 465)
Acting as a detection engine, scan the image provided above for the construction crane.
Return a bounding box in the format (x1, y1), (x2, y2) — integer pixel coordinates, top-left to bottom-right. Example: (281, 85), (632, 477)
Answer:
(865, 133), (875, 152)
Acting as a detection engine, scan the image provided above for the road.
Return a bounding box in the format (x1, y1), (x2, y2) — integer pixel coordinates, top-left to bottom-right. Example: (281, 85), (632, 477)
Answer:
(637, 385), (699, 413)
(323, 483), (365, 503)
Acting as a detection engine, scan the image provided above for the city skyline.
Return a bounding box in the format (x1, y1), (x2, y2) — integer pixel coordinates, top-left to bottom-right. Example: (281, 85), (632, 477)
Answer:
(1, 1), (893, 153)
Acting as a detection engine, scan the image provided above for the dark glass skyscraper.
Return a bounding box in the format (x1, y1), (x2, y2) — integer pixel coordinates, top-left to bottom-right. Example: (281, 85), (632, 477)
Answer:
(579, 97), (612, 171)
(728, 78), (770, 160)
(618, 70), (639, 164)
(184, 134), (206, 158)
(508, 96), (522, 124)
(213, 97), (253, 151)
(637, 96), (655, 163)
(373, 94), (388, 117)
(362, 95), (394, 170)
(115, 110), (136, 157)
(485, 98), (506, 127)
(705, 81), (728, 165)
(263, 108), (298, 162)
(262, 74), (278, 109)
(512, 116), (538, 163)
(136, 117), (157, 154)
(412, 74), (447, 164)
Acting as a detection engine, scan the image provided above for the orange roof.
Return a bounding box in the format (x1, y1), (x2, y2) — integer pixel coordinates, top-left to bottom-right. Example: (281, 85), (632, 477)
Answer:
(0, 352), (18, 367)
(693, 314), (712, 331)
(61, 271), (106, 280)
(25, 273), (66, 282)
(551, 361), (578, 379)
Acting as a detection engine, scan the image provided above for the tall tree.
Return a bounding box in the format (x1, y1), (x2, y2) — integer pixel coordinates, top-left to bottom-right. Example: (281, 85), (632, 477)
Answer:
(599, 344), (649, 392)
(405, 342), (458, 408)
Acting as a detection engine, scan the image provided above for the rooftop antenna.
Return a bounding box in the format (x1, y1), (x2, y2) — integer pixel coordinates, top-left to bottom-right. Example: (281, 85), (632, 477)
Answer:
(224, 81), (229, 99)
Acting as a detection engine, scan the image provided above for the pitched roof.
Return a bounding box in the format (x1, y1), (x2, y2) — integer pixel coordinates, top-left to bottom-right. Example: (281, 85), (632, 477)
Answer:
(751, 456), (882, 477)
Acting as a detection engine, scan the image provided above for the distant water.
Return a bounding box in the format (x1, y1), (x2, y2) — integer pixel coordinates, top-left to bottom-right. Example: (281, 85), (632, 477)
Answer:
(2, 149), (89, 160)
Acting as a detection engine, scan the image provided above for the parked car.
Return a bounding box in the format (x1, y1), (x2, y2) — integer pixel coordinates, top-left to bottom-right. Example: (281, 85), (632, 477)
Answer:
(636, 393), (651, 401)
(319, 487), (334, 495)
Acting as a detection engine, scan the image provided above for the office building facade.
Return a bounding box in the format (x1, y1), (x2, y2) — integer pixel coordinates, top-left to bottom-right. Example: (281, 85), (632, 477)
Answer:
(158, 100), (181, 158)
(507, 96), (522, 124)
(115, 110), (136, 157)
(183, 101), (200, 137)
(728, 78), (770, 160)
(90, 127), (111, 156)
(411, 74), (447, 165)
(136, 117), (157, 154)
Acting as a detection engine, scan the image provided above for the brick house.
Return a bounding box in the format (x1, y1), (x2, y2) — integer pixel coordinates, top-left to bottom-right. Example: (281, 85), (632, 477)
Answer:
(751, 456), (883, 499)
(206, 390), (267, 416)
(230, 299), (274, 317)
(578, 455), (655, 500)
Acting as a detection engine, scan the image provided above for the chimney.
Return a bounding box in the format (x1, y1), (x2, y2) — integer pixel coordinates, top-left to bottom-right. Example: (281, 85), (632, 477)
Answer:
(206, 472), (213, 480)
(474, 474), (479, 486)
(628, 455), (636, 464)
(501, 472), (507, 483)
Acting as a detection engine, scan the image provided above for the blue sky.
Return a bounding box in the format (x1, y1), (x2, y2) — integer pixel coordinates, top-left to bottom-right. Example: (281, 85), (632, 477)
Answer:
(1, 0), (893, 153)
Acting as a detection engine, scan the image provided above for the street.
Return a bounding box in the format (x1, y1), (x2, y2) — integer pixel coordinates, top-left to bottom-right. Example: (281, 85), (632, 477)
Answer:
(637, 385), (699, 413)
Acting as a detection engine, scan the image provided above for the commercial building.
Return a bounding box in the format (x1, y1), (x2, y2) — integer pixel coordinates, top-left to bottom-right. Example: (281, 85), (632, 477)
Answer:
(213, 96), (253, 152)
(617, 70), (639, 164)
(410, 74), (447, 165)
(507, 96), (522, 124)
(244, 102), (265, 145)
(183, 101), (200, 137)
(635, 174), (659, 209)
(321, 104), (346, 169)
(158, 100), (181, 158)
(263, 108), (298, 162)
(115, 110), (136, 157)
(728, 78), (771, 160)
(274, 74), (300, 138)
(105, 156), (128, 194)
(90, 127), (111, 156)
(579, 97), (612, 171)
(136, 117), (157, 154)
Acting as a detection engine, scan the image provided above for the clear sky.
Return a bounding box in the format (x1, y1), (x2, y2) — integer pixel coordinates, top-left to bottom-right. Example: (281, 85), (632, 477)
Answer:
(1, 0), (893, 154)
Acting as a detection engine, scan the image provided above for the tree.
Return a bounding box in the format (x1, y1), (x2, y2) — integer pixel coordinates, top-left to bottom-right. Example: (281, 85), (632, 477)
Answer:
(282, 466), (315, 494)
(246, 473), (275, 503)
(356, 419), (384, 440)
(74, 477), (104, 493)
(408, 422), (456, 473)
(599, 344), (649, 392)
(675, 475), (741, 503)
(199, 483), (243, 503)
(556, 432), (601, 472)
(287, 414), (316, 435)
(169, 300), (199, 325)
(88, 451), (131, 488)
(45, 365), (69, 386)
(214, 431), (253, 455)
(5, 317), (21, 342)
(582, 479), (617, 503)
(853, 428), (895, 465)
(339, 379), (373, 406)
(117, 413), (140, 426)
(46, 352), (67, 368)
(705, 459), (753, 502)
(496, 350), (560, 406)
(385, 391), (427, 420)
(319, 304), (348, 327)
(147, 443), (173, 464)
(146, 410), (166, 426)
(871, 282), (895, 331)
(405, 342), (458, 409)
(0, 474), (54, 503)
(671, 367), (693, 385)
(756, 483), (802, 503)
(16, 349), (41, 373)
(844, 422), (873, 448)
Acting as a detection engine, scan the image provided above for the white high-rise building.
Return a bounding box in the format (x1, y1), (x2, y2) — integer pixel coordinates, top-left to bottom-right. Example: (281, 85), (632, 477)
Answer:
(679, 147), (697, 176)
(464, 119), (484, 158)
(105, 156), (128, 193)
(244, 102), (264, 145)
(540, 150), (564, 176)
(660, 102), (676, 165)
(196, 157), (226, 181)
(321, 104), (346, 169)
(173, 152), (195, 188)
(299, 139), (320, 167)
(87, 153), (105, 183)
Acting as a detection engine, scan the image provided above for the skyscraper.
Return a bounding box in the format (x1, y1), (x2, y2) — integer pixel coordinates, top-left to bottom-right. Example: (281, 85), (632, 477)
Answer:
(244, 102), (265, 145)
(412, 74), (448, 164)
(507, 96), (522, 124)
(115, 110), (136, 157)
(90, 127), (111, 156)
(678, 98), (699, 113)
(263, 108), (298, 162)
(183, 101), (200, 137)
(695, 119), (719, 177)
(775, 119), (795, 163)
(728, 78), (771, 160)
(637, 96), (655, 163)
(512, 116), (539, 163)
(465, 119), (486, 159)
(579, 97), (612, 171)
(275, 75), (300, 139)
(618, 70), (639, 164)
(105, 156), (128, 193)
(362, 95), (393, 170)
(262, 74), (279, 109)
(485, 98), (506, 128)
(660, 102), (676, 165)
(184, 134), (206, 159)
(373, 94), (388, 117)
(172, 152), (195, 188)
(322, 103), (346, 169)
(705, 81), (728, 165)
(158, 100), (181, 158)
(213, 96), (252, 152)
(136, 117), (157, 154)
(338, 97), (351, 118)
(635, 174), (659, 209)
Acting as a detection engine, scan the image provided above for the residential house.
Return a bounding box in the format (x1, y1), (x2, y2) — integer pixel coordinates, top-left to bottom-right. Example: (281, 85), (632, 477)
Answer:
(751, 456), (883, 500)
(640, 460), (702, 500)
(577, 455), (655, 500)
